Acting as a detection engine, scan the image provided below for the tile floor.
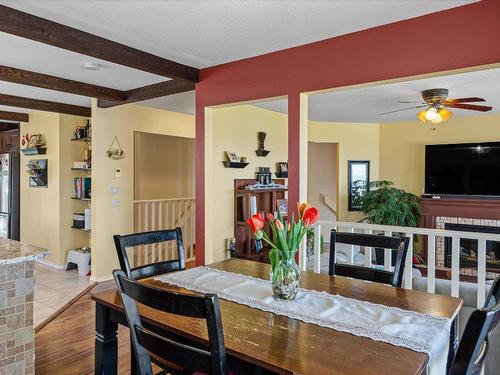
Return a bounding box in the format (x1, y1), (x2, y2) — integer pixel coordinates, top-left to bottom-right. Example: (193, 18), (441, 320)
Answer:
(34, 262), (94, 327)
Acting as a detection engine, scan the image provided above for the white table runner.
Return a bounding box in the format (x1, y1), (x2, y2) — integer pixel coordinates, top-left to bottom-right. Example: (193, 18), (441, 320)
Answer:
(155, 266), (451, 374)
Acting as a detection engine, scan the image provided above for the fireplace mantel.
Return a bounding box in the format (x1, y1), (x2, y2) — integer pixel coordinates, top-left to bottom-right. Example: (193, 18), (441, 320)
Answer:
(421, 197), (500, 228)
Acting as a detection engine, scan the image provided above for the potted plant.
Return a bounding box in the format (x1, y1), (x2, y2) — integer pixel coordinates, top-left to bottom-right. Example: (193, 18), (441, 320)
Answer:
(359, 180), (420, 264)
(247, 203), (319, 300)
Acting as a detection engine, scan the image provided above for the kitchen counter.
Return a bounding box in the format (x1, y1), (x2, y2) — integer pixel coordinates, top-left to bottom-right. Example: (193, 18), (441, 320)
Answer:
(0, 238), (48, 375)
(0, 237), (48, 265)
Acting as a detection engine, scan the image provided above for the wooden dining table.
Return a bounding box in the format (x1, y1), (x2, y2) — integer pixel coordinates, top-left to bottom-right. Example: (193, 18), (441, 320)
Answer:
(92, 258), (463, 375)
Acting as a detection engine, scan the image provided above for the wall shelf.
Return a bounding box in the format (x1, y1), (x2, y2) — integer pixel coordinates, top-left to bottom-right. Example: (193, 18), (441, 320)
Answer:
(223, 161), (249, 168)
(71, 226), (90, 232)
(21, 147), (47, 155)
(71, 167), (91, 171)
(71, 197), (91, 201)
(70, 137), (91, 143)
(255, 150), (270, 157)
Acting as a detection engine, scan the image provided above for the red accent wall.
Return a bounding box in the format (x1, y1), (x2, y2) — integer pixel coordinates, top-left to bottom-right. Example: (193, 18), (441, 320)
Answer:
(195, 1), (500, 265)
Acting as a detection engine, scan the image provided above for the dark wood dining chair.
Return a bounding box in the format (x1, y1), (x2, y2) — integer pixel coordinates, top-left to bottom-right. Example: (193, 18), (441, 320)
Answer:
(485, 276), (500, 309)
(448, 276), (500, 375)
(329, 230), (410, 287)
(113, 228), (185, 280)
(113, 270), (228, 375)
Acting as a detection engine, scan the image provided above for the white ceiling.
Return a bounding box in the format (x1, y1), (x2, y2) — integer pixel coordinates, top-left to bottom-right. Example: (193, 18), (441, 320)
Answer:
(2, 0), (473, 68)
(253, 68), (500, 123)
(0, 0), (475, 114)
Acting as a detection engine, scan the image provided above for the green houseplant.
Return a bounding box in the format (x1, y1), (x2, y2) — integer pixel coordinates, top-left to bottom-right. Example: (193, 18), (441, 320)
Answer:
(359, 180), (421, 265)
(359, 180), (420, 227)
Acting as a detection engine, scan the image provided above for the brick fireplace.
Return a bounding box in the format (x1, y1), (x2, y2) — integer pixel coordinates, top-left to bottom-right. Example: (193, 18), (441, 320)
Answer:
(421, 197), (500, 278)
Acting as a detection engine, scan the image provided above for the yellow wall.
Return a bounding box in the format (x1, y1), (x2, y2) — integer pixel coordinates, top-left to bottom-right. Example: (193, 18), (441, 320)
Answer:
(134, 132), (195, 200)
(379, 113), (500, 196)
(91, 101), (195, 280)
(208, 105), (288, 263)
(20, 112), (88, 266)
(308, 142), (337, 237)
(308, 121), (380, 222)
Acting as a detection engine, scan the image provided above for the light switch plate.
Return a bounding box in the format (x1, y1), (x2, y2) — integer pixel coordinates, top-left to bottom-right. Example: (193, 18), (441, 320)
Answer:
(113, 168), (121, 178)
(111, 199), (120, 207)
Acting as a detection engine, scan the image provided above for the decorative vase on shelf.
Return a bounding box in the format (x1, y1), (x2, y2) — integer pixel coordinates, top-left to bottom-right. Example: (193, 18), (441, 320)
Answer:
(246, 202), (319, 301)
(271, 257), (301, 300)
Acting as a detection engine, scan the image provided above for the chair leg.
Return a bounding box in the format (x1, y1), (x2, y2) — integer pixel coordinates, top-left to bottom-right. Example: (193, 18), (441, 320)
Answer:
(131, 350), (138, 375)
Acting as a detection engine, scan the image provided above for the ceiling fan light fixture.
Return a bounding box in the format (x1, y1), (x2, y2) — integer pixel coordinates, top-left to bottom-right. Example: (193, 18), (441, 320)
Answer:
(424, 107), (438, 121)
(438, 108), (452, 122)
(431, 113), (443, 124)
(417, 110), (427, 123)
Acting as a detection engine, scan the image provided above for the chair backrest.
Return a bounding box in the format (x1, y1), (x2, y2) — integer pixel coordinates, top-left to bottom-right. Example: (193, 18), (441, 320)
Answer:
(329, 230), (410, 287)
(485, 276), (500, 308)
(113, 228), (185, 280)
(113, 270), (228, 375)
(448, 297), (500, 375)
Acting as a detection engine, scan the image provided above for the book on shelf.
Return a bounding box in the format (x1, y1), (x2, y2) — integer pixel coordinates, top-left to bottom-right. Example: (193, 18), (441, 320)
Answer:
(73, 177), (92, 199)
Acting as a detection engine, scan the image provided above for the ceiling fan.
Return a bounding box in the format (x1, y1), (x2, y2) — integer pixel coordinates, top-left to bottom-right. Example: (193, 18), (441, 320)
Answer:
(379, 88), (492, 124)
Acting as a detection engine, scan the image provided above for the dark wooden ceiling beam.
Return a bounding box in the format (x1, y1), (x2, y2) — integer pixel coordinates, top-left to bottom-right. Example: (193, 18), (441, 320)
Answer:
(0, 110), (29, 122)
(98, 79), (195, 108)
(0, 122), (20, 131)
(0, 94), (90, 117)
(0, 65), (126, 102)
(0, 5), (199, 82)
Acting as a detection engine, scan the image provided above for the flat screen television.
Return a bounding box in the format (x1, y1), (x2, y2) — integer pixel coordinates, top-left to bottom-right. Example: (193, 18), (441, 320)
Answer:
(425, 141), (500, 197)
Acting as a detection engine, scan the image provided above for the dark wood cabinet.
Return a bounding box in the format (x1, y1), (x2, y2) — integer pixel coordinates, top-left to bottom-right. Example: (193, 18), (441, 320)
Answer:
(234, 178), (287, 263)
(0, 129), (19, 153)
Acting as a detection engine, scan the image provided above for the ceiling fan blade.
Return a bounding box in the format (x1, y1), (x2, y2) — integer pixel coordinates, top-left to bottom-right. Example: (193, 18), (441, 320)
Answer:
(378, 105), (426, 116)
(445, 97), (485, 104)
(447, 103), (492, 112)
(397, 100), (424, 104)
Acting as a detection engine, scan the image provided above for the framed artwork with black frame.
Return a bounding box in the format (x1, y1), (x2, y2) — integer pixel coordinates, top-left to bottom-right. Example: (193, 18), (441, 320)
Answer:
(348, 160), (370, 211)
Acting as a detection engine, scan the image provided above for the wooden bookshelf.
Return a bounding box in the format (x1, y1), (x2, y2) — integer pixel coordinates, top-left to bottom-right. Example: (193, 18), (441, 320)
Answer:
(233, 179), (287, 263)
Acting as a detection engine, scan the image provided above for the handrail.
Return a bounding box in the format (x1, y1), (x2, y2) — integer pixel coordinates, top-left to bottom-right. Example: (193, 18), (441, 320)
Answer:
(310, 220), (499, 308)
(319, 220), (500, 241)
(133, 197), (195, 203)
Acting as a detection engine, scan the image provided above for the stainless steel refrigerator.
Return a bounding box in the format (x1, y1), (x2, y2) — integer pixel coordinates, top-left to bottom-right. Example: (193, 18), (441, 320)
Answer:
(0, 152), (20, 240)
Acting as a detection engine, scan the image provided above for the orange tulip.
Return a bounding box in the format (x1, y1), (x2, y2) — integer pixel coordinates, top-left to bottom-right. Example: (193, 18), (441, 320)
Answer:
(297, 202), (311, 219)
(275, 219), (284, 231)
(266, 213), (274, 222)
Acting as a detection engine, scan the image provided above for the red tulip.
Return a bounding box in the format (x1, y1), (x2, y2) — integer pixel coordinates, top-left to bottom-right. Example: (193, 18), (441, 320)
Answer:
(303, 207), (319, 226)
(247, 213), (264, 233)
(266, 213), (274, 222)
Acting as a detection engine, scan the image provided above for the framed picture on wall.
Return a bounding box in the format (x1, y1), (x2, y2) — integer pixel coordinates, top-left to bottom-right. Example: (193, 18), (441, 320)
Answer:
(348, 160), (370, 211)
(225, 151), (240, 162)
(276, 199), (288, 216)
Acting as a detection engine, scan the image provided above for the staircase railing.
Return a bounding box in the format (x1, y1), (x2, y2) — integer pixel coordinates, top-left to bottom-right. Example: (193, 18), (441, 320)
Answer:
(133, 198), (195, 266)
(305, 220), (500, 308)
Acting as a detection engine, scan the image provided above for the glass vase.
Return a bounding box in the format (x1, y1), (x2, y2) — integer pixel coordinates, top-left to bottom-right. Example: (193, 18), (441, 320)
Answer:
(270, 257), (301, 300)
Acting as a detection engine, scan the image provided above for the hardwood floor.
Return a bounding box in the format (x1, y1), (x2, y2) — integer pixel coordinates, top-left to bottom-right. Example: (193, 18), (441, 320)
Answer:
(35, 260), (196, 374)
(35, 281), (133, 375)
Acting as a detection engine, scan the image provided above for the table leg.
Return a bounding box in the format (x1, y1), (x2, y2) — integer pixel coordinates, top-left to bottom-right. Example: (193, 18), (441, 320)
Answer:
(447, 317), (459, 372)
(95, 302), (119, 375)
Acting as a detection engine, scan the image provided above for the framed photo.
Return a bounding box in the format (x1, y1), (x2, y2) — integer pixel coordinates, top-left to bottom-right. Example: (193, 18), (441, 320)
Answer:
(278, 162), (288, 173)
(276, 199), (288, 216)
(348, 160), (370, 211)
(225, 151), (240, 162)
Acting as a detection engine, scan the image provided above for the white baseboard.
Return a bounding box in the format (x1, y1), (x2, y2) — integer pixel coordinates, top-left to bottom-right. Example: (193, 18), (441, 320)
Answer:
(90, 274), (114, 283)
(36, 258), (65, 270)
